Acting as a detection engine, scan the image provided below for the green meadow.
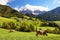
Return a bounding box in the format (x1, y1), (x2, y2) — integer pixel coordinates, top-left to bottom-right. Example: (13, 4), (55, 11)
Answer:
(0, 17), (60, 40)
(0, 28), (60, 40)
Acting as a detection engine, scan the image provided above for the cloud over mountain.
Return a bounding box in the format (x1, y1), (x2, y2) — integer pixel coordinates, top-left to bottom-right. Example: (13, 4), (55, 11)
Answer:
(15, 4), (49, 11)
(15, 4), (49, 15)
(0, 0), (14, 5)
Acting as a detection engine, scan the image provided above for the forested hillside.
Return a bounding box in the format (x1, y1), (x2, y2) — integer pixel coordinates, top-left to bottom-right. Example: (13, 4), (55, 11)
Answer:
(0, 5), (24, 18)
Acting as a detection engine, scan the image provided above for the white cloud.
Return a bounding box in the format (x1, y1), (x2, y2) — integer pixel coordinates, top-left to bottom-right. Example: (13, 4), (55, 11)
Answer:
(14, 6), (20, 11)
(0, 0), (14, 5)
(15, 4), (49, 11)
(53, 0), (60, 4)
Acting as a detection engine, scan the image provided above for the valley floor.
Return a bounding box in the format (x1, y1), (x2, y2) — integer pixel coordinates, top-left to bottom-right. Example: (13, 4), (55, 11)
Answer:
(0, 28), (60, 40)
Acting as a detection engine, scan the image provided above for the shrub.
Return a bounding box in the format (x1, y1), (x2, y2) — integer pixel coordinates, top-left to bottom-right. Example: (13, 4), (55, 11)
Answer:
(48, 22), (58, 27)
(52, 28), (60, 34)
(2, 22), (16, 29)
(19, 23), (35, 32)
(2, 22), (10, 29)
(46, 29), (52, 33)
(8, 22), (16, 29)
(40, 22), (49, 26)
(29, 24), (35, 31)
(15, 23), (20, 31)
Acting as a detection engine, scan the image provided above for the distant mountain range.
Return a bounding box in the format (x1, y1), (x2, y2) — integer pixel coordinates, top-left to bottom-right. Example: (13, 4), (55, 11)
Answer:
(19, 5), (60, 21)
(19, 4), (47, 15)
(41, 7), (60, 21)
(0, 4), (60, 21)
(20, 9), (46, 15)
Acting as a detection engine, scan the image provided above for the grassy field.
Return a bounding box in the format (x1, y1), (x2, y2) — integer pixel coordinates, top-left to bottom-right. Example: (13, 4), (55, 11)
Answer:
(0, 17), (16, 22)
(39, 26), (55, 30)
(0, 28), (60, 40)
(54, 21), (60, 26)
(0, 17), (17, 26)
(0, 17), (60, 40)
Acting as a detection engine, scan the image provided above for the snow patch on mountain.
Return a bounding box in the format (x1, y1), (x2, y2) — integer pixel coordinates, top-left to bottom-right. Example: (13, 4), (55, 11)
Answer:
(19, 4), (49, 11)
(15, 4), (49, 15)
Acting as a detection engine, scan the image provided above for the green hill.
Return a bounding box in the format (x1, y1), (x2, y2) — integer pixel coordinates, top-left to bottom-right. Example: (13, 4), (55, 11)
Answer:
(0, 17), (17, 27)
(0, 5), (24, 18)
(0, 16), (42, 32)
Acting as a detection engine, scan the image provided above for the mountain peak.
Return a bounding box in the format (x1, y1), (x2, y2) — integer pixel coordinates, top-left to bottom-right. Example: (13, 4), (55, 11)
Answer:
(19, 4), (49, 15)
(19, 4), (49, 11)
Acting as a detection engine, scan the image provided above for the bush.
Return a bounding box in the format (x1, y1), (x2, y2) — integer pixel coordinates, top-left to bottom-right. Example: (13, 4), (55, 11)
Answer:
(52, 28), (60, 34)
(8, 22), (16, 29)
(1, 21), (35, 32)
(2, 22), (17, 29)
(2, 22), (10, 29)
(29, 24), (35, 31)
(46, 29), (52, 33)
(48, 22), (59, 27)
(46, 28), (60, 34)
(19, 23), (35, 32)
(15, 23), (20, 31)
(40, 22), (49, 26)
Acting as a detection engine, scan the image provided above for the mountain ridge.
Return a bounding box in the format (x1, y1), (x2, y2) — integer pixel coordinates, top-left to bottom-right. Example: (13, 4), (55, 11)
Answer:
(0, 5), (24, 18)
(40, 6), (60, 21)
(19, 4), (48, 15)
(19, 6), (60, 21)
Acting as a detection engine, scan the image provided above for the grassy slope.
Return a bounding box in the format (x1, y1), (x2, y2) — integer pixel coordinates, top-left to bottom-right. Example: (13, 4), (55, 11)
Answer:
(0, 17), (17, 26)
(39, 26), (55, 30)
(0, 17), (60, 40)
(54, 21), (60, 26)
(0, 28), (60, 40)
(0, 17), (16, 22)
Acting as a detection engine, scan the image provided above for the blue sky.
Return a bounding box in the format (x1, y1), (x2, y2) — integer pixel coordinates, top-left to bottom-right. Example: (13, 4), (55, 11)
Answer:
(0, 0), (60, 11)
